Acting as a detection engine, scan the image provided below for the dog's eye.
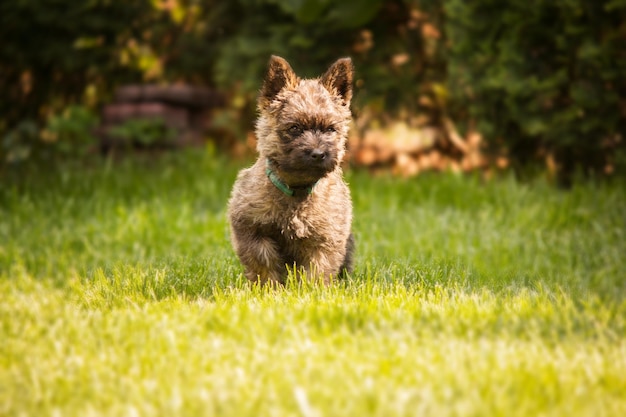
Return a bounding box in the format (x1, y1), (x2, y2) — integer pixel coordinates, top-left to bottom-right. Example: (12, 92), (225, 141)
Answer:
(324, 126), (337, 134)
(288, 125), (302, 135)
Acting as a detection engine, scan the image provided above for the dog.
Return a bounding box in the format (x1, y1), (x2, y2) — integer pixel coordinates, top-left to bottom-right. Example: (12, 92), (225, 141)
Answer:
(228, 55), (355, 285)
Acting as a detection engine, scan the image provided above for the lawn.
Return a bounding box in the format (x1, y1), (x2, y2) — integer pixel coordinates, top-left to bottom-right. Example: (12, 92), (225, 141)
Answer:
(1, 150), (625, 416)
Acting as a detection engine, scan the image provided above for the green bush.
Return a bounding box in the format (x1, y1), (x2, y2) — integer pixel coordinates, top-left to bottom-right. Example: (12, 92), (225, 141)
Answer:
(212, 0), (438, 115)
(1, 106), (99, 170)
(2, 0), (625, 181)
(1, 120), (39, 165)
(108, 118), (176, 148)
(444, 0), (626, 182)
(1, 0), (443, 164)
(42, 106), (99, 155)
(0, 1), (149, 126)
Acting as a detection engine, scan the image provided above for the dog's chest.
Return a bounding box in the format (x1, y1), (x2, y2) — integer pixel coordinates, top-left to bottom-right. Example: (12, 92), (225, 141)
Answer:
(282, 209), (311, 239)
(254, 212), (317, 247)
(255, 197), (323, 241)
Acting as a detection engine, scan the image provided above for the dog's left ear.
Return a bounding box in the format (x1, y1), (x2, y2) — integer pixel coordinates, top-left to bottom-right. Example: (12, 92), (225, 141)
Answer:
(259, 55), (298, 110)
(321, 57), (353, 105)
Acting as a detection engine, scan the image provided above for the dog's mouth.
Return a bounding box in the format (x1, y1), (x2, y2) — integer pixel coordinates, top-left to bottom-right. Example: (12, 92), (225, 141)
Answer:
(271, 154), (337, 186)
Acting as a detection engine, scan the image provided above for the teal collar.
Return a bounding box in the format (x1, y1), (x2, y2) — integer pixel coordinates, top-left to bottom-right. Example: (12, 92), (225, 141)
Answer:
(266, 159), (317, 197)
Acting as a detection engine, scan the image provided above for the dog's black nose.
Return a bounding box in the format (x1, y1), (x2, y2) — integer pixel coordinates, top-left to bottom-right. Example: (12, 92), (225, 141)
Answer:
(310, 149), (326, 160)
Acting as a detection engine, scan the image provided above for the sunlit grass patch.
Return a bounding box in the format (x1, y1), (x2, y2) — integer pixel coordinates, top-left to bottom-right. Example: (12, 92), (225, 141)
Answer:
(2, 272), (625, 417)
(1, 151), (625, 416)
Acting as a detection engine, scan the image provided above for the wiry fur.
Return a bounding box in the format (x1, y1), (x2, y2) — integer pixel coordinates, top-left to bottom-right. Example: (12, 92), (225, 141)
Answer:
(228, 55), (355, 285)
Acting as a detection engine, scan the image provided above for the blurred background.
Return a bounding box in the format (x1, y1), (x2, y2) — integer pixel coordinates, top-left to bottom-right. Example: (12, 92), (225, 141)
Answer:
(1, 0), (625, 185)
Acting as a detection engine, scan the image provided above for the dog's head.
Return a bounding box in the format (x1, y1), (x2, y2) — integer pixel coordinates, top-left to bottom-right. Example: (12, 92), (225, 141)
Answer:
(255, 56), (353, 187)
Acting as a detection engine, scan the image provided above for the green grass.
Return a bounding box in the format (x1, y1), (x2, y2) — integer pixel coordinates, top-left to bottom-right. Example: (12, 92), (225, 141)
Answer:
(1, 150), (625, 416)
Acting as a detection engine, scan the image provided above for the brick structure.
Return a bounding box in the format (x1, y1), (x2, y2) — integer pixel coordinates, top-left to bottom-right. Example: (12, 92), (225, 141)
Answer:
(99, 84), (223, 151)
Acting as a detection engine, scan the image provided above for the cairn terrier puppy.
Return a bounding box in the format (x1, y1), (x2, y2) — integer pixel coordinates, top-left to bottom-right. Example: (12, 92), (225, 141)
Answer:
(228, 55), (355, 285)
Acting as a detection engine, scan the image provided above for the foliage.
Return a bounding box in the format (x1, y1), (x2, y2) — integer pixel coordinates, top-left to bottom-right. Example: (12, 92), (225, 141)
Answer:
(215, 1), (385, 92)
(108, 118), (177, 148)
(0, 1), (149, 126)
(1, 151), (625, 415)
(42, 106), (100, 155)
(2, 0), (625, 181)
(443, 0), (626, 182)
(0, 0), (220, 162)
(0, 0), (442, 143)
(211, 0), (448, 121)
(1, 106), (99, 171)
(1, 120), (39, 164)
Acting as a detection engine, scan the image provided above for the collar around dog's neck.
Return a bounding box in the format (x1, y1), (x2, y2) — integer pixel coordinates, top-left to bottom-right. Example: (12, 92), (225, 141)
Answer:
(265, 159), (318, 197)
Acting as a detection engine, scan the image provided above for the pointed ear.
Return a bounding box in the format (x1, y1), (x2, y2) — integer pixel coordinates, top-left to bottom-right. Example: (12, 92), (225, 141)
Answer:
(320, 57), (353, 105)
(258, 55), (298, 109)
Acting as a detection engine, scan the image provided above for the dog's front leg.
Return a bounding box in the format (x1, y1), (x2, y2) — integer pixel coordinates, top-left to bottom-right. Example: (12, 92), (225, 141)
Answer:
(232, 228), (285, 285)
(297, 247), (344, 285)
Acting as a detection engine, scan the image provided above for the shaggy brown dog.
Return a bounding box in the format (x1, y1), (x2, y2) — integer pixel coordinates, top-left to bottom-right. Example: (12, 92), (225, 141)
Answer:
(228, 55), (355, 285)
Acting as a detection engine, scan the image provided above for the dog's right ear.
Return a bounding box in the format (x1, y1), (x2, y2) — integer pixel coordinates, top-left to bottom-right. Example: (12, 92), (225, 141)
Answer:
(321, 57), (353, 105)
(259, 55), (298, 110)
